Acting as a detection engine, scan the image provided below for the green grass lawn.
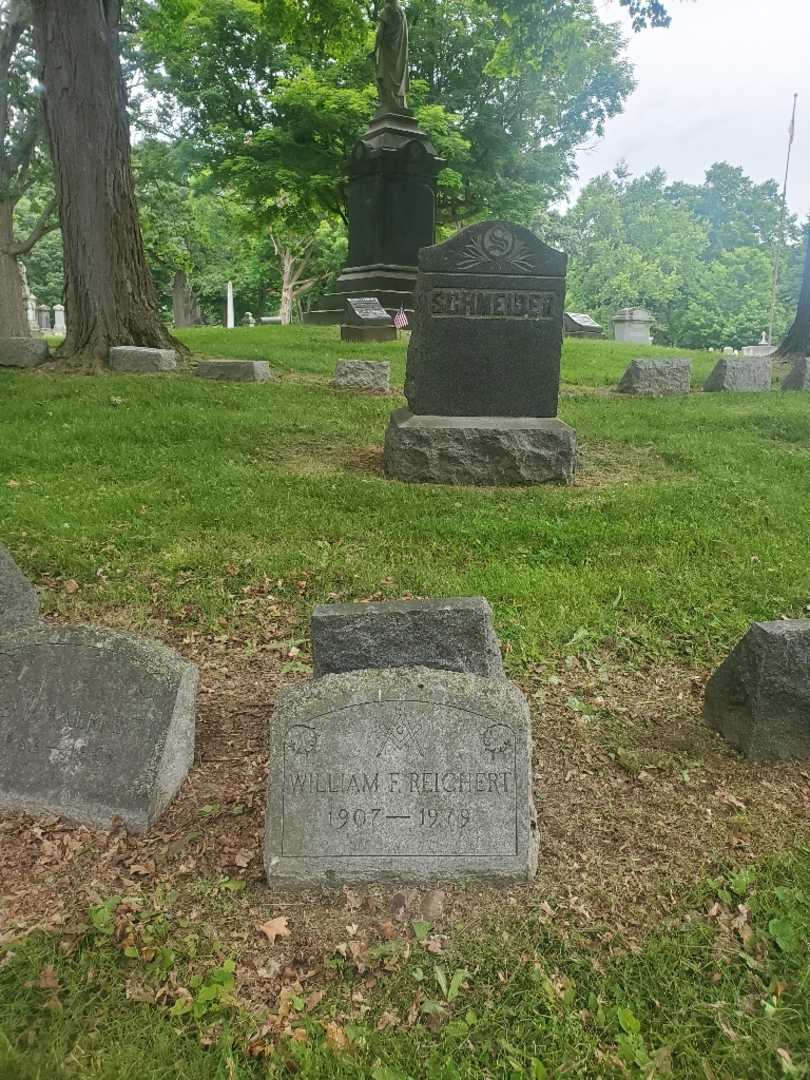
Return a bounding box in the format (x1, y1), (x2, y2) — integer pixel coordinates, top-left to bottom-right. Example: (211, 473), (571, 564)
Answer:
(1, 327), (810, 1078)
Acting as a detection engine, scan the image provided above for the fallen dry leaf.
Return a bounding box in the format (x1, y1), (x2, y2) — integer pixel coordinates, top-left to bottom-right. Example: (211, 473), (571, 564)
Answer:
(258, 916), (291, 945)
(325, 1021), (349, 1050)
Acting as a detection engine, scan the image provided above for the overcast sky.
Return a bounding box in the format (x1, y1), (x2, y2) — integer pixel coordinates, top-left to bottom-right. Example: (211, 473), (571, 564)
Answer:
(572, 0), (809, 216)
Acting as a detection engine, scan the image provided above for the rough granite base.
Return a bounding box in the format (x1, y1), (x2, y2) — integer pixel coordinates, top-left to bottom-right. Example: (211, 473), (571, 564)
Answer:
(0, 337), (49, 368)
(311, 598), (504, 679)
(334, 360), (391, 392)
(704, 620), (810, 761)
(264, 667), (538, 886)
(340, 324), (398, 343)
(109, 347), (177, 373)
(617, 358), (692, 396)
(383, 409), (576, 486)
(703, 357), (771, 392)
(195, 359), (273, 382)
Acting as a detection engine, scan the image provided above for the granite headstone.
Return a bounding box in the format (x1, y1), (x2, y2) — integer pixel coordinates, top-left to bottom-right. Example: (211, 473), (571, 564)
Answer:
(705, 620), (810, 761)
(334, 360), (391, 392)
(0, 624), (198, 830)
(0, 337), (49, 369)
(311, 598), (504, 679)
(195, 359), (273, 383)
(404, 221), (567, 418)
(109, 347), (177, 374)
(263, 666), (537, 886)
(617, 358), (691, 396)
(782, 357), (810, 391)
(704, 357), (771, 393)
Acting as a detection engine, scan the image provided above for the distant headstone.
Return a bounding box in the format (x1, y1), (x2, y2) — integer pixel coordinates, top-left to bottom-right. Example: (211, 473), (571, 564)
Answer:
(341, 297), (397, 342)
(703, 357), (771, 393)
(741, 343), (776, 358)
(722, 346), (735, 355)
(36, 304), (51, 332)
(385, 410), (577, 486)
(109, 347), (177, 373)
(53, 305), (66, 335)
(0, 337), (49, 369)
(782, 357), (810, 391)
(195, 359), (273, 383)
(263, 666), (538, 885)
(612, 307), (654, 345)
(345, 297), (392, 327)
(260, 315), (283, 326)
(705, 620), (810, 761)
(311, 598), (504, 679)
(241, 311), (256, 327)
(617, 358), (691, 396)
(563, 312), (603, 338)
(334, 359), (391, 392)
(384, 220), (576, 486)
(0, 624), (198, 830)
(226, 281), (235, 329)
(0, 545), (39, 630)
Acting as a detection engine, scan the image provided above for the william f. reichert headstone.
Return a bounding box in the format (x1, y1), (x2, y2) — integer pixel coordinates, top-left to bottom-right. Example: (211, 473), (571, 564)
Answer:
(263, 666), (537, 886)
(705, 620), (810, 761)
(384, 220), (576, 485)
(0, 625), (198, 830)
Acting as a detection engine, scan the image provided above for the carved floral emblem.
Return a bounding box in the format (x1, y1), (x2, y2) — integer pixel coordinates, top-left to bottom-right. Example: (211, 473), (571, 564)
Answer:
(458, 225), (535, 273)
(481, 724), (514, 759)
(286, 724), (318, 756)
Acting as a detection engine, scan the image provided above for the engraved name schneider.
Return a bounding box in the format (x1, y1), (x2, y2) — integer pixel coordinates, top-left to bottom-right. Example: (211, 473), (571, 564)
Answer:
(430, 288), (556, 320)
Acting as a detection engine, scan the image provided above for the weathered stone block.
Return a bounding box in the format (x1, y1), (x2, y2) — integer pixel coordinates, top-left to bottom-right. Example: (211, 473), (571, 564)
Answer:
(617, 358), (691, 396)
(109, 347), (177, 373)
(384, 409), (576, 486)
(782, 357), (810, 391)
(0, 337), (49, 369)
(703, 357), (771, 392)
(704, 620), (810, 760)
(264, 667), (538, 886)
(311, 598), (504, 679)
(0, 624), (198, 830)
(0, 545), (39, 630)
(195, 359), (273, 382)
(334, 360), (391, 392)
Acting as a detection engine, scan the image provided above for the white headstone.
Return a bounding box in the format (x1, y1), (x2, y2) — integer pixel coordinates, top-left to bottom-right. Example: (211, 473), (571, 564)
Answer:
(53, 304), (66, 334)
(226, 281), (235, 329)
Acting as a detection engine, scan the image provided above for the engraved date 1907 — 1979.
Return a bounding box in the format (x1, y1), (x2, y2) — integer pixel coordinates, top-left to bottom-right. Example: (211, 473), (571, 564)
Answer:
(329, 807), (471, 830)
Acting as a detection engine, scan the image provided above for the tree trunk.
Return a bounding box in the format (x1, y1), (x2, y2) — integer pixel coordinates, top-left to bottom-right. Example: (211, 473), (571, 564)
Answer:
(29, 0), (179, 365)
(279, 250), (295, 325)
(777, 234), (810, 359)
(0, 201), (28, 336)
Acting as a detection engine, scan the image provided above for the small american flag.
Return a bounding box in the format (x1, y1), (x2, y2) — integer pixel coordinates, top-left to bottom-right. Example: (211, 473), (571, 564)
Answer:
(393, 306), (409, 330)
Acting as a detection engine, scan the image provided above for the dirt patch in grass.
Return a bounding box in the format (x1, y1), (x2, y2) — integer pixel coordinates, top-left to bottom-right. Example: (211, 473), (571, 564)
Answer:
(575, 439), (680, 488)
(2, 625), (809, 1011)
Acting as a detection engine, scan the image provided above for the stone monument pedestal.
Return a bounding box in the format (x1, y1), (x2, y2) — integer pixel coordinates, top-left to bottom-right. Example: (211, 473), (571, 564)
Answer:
(341, 324), (398, 343)
(305, 112), (445, 324)
(384, 410), (576, 486)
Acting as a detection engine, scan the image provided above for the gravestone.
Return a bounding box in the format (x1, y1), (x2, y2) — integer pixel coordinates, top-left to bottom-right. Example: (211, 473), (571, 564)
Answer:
(564, 312), (602, 338)
(0, 337), (49, 369)
(617, 358), (691, 396)
(0, 624), (198, 830)
(341, 297), (397, 343)
(311, 598), (504, 679)
(705, 620), (810, 761)
(109, 347), (177, 373)
(241, 311), (256, 327)
(703, 357), (771, 392)
(36, 304), (51, 332)
(782, 357), (810, 391)
(334, 360), (391, 392)
(195, 359), (273, 383)
(0, 545), (39, 630)
(384, 220), (576, 485)
(263, 666), (537, 886)
(53, 305), (67, 335)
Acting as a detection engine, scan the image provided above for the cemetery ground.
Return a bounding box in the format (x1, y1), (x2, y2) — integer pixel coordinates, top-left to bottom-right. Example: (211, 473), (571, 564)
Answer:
(1, 328), (809, 1078)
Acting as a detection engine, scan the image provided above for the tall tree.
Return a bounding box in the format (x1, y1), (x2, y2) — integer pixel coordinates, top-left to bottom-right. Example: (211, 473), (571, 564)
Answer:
(778, 229), (810, 359)
(29, 0), (175, 364)
(0, 0), (56, 336)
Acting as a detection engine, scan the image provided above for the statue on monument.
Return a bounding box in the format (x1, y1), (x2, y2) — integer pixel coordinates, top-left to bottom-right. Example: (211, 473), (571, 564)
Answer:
(375, 0), (409, 113)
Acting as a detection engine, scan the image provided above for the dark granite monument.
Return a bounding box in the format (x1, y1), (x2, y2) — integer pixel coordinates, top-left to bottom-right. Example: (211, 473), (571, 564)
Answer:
(383, 221), (577, 485)
(305, 3), (444, 324)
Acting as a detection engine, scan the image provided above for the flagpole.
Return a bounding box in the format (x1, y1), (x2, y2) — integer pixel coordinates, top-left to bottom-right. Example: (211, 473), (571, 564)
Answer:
(769, 93), (798, 344)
